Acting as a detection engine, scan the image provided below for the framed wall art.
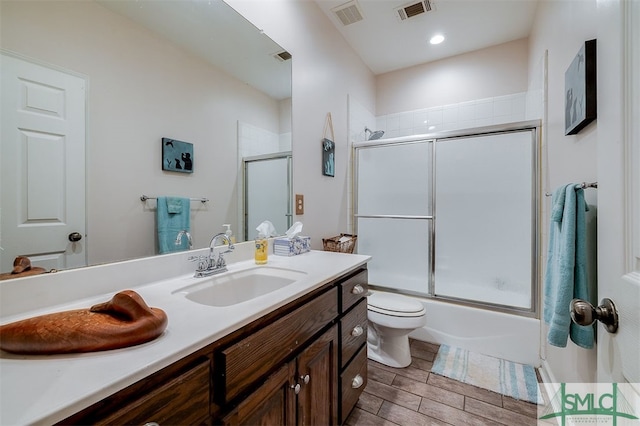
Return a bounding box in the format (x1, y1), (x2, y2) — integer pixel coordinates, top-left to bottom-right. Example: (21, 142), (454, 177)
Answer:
(162, 138), (193, 173)
(322, 113), (335, 177)
(564, 39), (597, 135)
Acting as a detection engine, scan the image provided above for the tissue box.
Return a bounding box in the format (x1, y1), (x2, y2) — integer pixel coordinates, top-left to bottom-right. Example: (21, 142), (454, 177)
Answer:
(273, 236), (311, 256)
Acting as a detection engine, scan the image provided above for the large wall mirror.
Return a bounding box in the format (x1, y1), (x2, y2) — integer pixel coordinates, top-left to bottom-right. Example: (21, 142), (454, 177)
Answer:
(0, 0), (292, 278)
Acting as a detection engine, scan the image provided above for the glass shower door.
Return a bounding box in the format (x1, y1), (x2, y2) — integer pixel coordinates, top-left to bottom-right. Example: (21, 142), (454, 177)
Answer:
(355, 140), (432, 296)
(433, 130), (536, 309)
(244, 153), (292, 241)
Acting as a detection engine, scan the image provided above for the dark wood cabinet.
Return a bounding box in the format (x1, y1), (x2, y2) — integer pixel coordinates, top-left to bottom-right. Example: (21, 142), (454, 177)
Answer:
(222, 362), (296, 426)
(296, 325), (338, 426)
(224, 325), (338, 426)
(58, 265), (368, 426)
(337, 272), (368, 424)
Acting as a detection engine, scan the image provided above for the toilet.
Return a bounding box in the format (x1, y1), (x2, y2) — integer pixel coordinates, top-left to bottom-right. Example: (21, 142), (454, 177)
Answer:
(367, 291), (427, 368)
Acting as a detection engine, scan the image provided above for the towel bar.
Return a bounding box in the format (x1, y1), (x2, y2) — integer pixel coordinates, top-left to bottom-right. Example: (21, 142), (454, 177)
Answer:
(140, 195), (209, 203)
(544, 181), (597, 197)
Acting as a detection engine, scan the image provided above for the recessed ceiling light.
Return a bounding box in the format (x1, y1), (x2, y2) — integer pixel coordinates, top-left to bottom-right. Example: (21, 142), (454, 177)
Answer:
(430, 34), (445, 45)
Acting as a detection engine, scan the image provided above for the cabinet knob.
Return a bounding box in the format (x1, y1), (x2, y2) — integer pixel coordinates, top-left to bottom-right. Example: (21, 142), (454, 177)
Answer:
(352, 374), (364, 389)
(291, 383), (301, 394)
(351, 325), (364, 337)
(144, 423), (160, 426)
(351, 284), (364, 295)
(300, 374), (310, 384)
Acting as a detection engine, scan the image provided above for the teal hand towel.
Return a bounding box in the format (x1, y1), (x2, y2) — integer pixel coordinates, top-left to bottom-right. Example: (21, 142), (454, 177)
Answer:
(166, 197), (183, 214)
(157, 196), (190, 254)
(543, 184), (594, 349)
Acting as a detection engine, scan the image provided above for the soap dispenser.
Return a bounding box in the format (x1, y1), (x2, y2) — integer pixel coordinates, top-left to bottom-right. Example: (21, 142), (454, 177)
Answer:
(255, 233), (268, 265)
(223, 224), (236, 244)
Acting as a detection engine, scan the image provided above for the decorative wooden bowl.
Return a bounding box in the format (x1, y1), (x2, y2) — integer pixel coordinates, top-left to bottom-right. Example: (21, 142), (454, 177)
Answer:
(0, 290), (168, 354)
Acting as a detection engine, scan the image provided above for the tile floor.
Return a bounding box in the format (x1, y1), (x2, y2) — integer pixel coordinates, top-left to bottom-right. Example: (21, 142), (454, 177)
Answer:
(345, 340), (540, 426)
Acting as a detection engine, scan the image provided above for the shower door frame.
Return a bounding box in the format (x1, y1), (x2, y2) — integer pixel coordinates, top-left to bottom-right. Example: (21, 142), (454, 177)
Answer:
(353, 120), (541, 318)
(242, 151), (293, 241)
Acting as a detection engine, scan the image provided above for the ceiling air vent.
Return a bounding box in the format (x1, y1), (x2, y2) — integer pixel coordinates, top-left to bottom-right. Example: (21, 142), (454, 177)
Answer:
(332, 0), (364, 26)
(395, 0), (433, 21)
(274, 51), (292, 62)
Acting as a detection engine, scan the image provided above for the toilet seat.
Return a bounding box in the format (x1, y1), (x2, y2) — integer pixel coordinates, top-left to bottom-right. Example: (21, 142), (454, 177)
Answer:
(368, 292), (426, 317)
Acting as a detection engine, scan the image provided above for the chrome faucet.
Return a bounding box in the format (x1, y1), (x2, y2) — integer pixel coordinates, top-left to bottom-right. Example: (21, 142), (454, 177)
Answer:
(190, 232), (234, 277)
(175, 230), (193, 249)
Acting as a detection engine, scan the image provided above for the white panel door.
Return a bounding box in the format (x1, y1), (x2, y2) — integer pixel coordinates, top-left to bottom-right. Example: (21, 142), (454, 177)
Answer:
(1, 54), (86, 273)
(596, 0), (640, 395)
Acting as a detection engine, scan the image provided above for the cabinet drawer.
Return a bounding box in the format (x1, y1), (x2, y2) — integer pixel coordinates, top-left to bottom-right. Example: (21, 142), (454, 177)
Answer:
(340, 269), (368, 313)
(97, 359), (210, 426)
(219, 287), (338, 403)
(340, 345), (367, 423)
(340, 298), (367, 368)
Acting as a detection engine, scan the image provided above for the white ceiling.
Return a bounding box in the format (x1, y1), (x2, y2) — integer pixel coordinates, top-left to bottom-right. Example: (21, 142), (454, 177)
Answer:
(314, 0), (539, 75)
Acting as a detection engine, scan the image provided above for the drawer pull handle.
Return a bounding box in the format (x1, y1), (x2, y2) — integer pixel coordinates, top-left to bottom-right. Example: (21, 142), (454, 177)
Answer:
(301, 374), (310, 384)
(351, 284), (364, 295)
(291, 383), (301, 394)
(144, 423), (160, 426)
(352, 374), (364, 389)
(351, 325), (364, 337)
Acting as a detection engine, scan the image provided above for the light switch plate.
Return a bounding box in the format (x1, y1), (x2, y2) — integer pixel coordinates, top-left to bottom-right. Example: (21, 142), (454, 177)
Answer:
(295, 194), (304, 215)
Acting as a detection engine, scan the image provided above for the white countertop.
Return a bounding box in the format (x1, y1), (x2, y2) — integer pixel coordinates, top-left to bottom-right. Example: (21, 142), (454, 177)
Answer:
(0, 249), (370, 425)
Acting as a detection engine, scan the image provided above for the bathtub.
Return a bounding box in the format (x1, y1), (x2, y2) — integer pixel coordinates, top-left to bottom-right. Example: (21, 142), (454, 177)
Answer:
(407, 296), (541, 367)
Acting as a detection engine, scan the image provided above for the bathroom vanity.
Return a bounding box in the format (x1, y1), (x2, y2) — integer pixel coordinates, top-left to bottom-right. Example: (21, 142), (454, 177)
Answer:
(0, 247), (369, 425)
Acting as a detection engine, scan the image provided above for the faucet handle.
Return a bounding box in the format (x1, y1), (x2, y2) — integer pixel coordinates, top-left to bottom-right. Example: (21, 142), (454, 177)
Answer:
(188, 255), (208, 271)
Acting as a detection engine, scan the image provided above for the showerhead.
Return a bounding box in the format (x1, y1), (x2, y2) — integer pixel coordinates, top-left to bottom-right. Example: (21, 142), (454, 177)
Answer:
(365, 127), (385, 141)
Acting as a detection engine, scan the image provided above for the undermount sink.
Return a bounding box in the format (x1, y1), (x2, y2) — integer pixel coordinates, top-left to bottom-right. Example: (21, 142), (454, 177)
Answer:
(173, 266), (308, 307)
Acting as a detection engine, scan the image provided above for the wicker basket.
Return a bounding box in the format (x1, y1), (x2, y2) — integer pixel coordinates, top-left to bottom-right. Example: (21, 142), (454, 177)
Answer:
(322, 234), (357, 254)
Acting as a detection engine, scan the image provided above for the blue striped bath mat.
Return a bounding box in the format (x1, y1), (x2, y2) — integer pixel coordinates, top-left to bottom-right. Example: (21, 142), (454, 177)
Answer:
(431, 345), (542, 404)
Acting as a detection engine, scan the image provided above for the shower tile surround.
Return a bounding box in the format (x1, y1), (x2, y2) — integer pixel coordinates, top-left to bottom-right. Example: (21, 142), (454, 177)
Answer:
(376, 91), (540, 139)
(347, 91), (542, 233)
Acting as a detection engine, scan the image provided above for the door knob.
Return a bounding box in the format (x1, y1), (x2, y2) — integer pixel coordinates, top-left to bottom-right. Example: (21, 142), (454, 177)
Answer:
(570, 298), (618, 333)
(68, 232), (82, 242)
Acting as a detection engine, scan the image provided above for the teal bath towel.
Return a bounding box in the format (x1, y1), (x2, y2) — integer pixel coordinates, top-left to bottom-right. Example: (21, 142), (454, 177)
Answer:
(543, 184), (594, 349)
(157, 197), (191, 254)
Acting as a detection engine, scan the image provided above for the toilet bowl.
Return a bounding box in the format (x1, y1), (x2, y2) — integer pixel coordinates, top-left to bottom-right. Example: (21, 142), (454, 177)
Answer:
(367, 291), (427, 368)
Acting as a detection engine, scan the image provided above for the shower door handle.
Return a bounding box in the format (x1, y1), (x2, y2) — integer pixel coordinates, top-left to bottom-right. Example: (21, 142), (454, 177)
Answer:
(570, 298), (619, 333)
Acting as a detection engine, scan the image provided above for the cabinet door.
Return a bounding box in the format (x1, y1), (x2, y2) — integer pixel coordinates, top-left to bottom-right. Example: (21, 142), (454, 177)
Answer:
(95, 359), (210, 426)
(296, 325), (338, 426)
(223, 362), (296, 426)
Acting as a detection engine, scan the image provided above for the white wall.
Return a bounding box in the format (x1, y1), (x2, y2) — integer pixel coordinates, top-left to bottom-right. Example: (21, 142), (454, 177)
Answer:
(1, 1), (282, 264)
(528, 0), (599, 383)
(376, 38), (529, 116)
(225, 0), (376, 249)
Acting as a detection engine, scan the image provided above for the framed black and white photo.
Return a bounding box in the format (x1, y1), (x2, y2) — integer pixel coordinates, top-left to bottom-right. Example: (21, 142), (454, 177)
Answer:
(162, 138), (193, 173)
(564, 39), (597, 135)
